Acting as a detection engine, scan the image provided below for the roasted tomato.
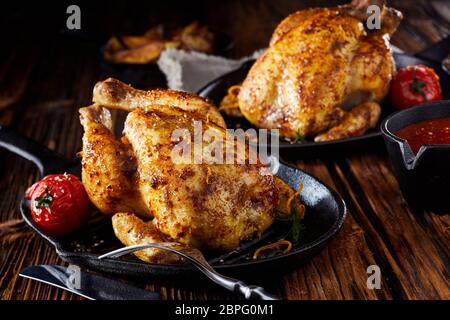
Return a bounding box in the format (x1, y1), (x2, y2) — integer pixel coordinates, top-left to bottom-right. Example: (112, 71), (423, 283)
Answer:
(25, 174), (92, 237)
(390, 64), (442, 110)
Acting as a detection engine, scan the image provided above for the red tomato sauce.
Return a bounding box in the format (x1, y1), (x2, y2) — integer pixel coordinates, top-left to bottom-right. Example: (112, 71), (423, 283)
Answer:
(395, 117), (450, 154)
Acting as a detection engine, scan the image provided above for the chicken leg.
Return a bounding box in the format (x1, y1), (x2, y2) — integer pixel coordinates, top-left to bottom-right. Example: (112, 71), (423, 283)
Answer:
(79, 104), (148, 216)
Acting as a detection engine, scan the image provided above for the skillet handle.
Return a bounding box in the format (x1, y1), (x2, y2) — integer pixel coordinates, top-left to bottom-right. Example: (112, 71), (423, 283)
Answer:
(415, 36), (450, 63)
(0, 124), (73, 176)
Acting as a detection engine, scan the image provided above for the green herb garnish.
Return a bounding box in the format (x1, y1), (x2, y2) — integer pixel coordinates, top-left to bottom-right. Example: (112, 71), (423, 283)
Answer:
(289, 200), (305, 246)
(411, 68), (427, 100)
(294, 130), (307, 144)
(35, 186), (54, 210)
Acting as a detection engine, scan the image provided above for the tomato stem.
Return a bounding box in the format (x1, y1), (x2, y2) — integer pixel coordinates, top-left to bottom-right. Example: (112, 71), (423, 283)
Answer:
(35, 186), (54, 209)
(411, 68), (427, 100)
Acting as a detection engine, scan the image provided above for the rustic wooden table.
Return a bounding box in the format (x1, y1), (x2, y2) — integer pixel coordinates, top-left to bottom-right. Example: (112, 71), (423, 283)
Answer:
(0, 0), (449, 300)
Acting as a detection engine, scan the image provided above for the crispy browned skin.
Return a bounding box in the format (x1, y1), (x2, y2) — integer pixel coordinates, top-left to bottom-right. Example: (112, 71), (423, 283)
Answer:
(314, 102), (381, 142)
(113, 213), (216, 264)
(112, 177), (302, 264)
(112, 213), (187, 264)
(123, 108), (277, 251)
(79, 105), (148, 217)
(93, 78), (226, 128)
(80, 79), (278, 253)
(238, 2), (402, 140)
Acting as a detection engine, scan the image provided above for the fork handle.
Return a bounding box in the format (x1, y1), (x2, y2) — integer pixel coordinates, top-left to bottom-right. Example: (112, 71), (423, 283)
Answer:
(233, 281), (281, 300)
(98, 244), (281, 300)
(206, 272), (281, 300)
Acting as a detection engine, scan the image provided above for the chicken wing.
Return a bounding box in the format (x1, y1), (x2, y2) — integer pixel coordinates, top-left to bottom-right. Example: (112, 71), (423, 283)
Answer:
(112, 212), (187, 264)
(314, 102), (381, 142)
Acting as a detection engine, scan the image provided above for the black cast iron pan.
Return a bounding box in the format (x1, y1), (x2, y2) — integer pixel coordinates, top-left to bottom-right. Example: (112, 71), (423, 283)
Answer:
(99, 30), (234, 90)
(59, 23), (234, 90)
(0, 125), (346, 280)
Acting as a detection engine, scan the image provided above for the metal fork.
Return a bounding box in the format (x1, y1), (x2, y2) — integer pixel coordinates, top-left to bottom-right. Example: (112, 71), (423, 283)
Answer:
(98, 243), (281, 300)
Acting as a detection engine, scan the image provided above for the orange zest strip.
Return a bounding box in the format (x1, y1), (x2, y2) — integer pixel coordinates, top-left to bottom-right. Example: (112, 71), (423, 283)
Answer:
(252, 240), (293, 260)
(296, 204), (306, 219)
(227, 85), (241, 96)
(286, 181), (303, 216)
(218, 85), (241, 111)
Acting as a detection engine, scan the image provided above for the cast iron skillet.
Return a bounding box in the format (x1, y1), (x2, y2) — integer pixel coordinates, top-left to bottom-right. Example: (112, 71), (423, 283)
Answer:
(0, 125), (346, 280)
(381, 100), (450, 213)
(197, 37), (450, 159)
(60, 22), (234, 90)
(100, 30), (234, 89)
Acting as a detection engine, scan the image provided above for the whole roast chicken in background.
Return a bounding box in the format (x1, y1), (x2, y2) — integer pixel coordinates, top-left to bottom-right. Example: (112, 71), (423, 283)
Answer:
(237, 0), (402, 141)
(79, 78), (283, 263)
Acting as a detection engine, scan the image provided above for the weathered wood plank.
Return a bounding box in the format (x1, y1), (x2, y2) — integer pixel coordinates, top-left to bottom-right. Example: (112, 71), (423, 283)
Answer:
(280, 160), (391, 300)
(340, 152), (450, 299)
(1, 0), (449, 300)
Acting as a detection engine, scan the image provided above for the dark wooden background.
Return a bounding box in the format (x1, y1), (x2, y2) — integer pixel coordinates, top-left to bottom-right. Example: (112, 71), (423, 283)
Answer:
(0, 0), (449, 300)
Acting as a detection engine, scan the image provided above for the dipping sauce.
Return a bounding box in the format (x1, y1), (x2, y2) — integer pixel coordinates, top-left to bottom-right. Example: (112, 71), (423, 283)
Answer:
(395, 117), (450, 154)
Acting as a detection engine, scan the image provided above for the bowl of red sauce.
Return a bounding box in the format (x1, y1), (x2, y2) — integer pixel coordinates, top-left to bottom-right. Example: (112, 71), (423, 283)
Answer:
(381, 101), (450, 213)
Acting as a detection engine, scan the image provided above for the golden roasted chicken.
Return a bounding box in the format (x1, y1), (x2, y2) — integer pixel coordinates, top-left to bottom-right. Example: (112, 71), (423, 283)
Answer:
(79, 79), (290, 263)
(237, 1), (402, 141)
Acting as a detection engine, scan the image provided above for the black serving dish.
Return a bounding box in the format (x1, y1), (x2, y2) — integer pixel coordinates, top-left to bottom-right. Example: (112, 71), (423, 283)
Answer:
(381, 101), (450, 214)
(0, 125), (346, 281)
(197, 38), (450, 159)
(100, 30), (234, 90)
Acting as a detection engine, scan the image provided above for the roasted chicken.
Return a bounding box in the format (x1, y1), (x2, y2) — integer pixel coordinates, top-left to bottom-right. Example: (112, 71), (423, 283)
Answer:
(237, 1), (402, 141)
(79, 78), (284, 262)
